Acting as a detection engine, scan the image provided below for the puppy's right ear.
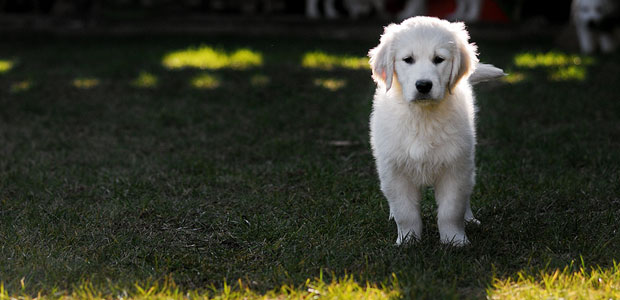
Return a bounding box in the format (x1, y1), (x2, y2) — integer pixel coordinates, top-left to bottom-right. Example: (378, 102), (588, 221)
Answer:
(369, 25), (396, 91)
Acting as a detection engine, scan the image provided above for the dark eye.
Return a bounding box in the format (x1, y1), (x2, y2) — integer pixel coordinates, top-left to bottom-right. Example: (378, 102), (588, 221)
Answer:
(433, 56), (445, 64)
(403, 56), (414, 64)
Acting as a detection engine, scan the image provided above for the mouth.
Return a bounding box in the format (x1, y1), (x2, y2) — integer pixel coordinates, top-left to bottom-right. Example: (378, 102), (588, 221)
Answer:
(408, 99), (438, 106)
(409, 94), (438, 103)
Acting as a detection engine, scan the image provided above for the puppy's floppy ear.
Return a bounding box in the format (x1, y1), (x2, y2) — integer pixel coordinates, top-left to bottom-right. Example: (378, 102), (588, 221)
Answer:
(369, 24), (397, 91)
(448, 22), (478, 92)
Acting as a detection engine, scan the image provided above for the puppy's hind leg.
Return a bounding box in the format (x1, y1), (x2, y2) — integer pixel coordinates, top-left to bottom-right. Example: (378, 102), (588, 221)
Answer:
(379, 165), (423, 245)
(462, 167), (479, 225)
(465, 197), (480, 225)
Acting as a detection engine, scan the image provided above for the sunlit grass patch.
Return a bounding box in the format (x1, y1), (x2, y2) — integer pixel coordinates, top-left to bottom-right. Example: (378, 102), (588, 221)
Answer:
(228, 49), (263, 69)
(72, 78), (100, 89)
(550, 65), (587, 81)
(488, 262), (620, 299)
(502, 71), (526, 84)
(191, 73), (220, 89)
(10, 80), (32, 93)
(513, 51), (594, 82)
(162, 46), (262, 70)
(314, 78), (346, 91)
(0, 275), (399, 300)
(250, 74), (270, 87)
(302, 51), (369, 70)
(0, 59), (14, 74)
(132, 71), (158, 88)
(514, 51), (593, 69)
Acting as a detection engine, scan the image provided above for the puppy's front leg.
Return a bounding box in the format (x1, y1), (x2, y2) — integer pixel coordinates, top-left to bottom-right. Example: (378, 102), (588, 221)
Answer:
(435, 168), (473, 246)
(379, 165), (422, 245)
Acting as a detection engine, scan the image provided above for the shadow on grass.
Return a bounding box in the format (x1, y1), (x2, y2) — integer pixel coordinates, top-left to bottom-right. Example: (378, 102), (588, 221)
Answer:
(0, 33), (619, 299)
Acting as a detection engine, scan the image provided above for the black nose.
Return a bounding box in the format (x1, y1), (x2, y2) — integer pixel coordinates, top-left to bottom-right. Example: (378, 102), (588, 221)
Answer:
(415, 80), (433, 94)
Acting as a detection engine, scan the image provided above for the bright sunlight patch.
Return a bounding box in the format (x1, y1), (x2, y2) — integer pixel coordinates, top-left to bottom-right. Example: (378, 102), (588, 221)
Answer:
(513, 51), (594, 82)
(0, 275), (400, 300)
(302, 51), (369, 70)
(550, 65), (587, 81)
(0, 59), (14, 74)
(514, 52), (592, 68)
(162, 46), (262, 70)
(314, 78), (347, 91)
(191, 73), (220, 89)
(501, 71), (526, 84)
(488, 261), (620, 299)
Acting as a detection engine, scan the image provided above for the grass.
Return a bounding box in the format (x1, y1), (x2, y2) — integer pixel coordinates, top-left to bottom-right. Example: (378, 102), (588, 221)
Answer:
(162, 46), (263, 70)
(488, 260), (620, 299)
(513, 51), (594, 81)
(0, 31), (619, 299)
(301, 51), (369, 70)
(0, 275), (400, 300)
(0, 59), (14, 73)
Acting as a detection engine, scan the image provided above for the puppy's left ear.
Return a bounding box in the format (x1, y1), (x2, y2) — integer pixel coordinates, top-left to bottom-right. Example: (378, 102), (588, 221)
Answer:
(449, 22), (478, 92)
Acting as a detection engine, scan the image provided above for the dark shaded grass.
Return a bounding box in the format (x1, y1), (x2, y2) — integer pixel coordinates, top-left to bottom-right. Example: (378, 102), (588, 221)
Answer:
(0, 32), (619, 299)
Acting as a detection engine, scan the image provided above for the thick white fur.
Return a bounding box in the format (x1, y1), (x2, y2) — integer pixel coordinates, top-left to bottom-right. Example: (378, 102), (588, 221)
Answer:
(369, 17), (491, 246)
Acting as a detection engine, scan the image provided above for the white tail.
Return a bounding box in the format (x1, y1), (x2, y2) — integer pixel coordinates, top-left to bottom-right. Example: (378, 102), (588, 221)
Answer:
(469, 63), (506, 85)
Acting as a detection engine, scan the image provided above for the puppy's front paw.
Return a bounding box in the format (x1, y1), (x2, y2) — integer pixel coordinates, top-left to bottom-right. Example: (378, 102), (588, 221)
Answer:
(395, 229), (420, 246)
(440, 232), (470, 247)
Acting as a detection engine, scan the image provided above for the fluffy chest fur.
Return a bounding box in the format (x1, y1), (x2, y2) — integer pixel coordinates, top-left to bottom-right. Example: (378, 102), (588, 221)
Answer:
(370, 84), (476, 185)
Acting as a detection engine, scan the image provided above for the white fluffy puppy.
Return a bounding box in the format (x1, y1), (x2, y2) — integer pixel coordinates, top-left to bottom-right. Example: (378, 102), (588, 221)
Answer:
(368, 17), (502, 246)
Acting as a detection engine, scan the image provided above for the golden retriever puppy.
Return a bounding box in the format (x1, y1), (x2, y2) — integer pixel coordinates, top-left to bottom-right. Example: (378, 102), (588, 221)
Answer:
(368, 17), (503, 246)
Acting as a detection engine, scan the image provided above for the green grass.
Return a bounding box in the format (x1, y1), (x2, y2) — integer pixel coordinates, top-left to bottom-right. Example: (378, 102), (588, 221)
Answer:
(488, 260), (620, 299)
(1, 274), (400, 300)
(162, 46), (263, 70)
(301, 51), (369, 70)
(0, 32), (619, 299)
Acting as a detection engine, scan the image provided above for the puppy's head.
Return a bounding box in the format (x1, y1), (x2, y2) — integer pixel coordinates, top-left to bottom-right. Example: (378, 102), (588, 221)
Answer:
(369, 17), (478, 103)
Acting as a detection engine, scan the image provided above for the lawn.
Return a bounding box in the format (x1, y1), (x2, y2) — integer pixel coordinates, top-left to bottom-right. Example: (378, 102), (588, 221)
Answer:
(0, 28), (619, 299)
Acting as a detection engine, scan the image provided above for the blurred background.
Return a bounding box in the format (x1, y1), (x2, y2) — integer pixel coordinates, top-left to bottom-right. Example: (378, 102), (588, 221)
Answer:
(0, 0), (574, 43)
